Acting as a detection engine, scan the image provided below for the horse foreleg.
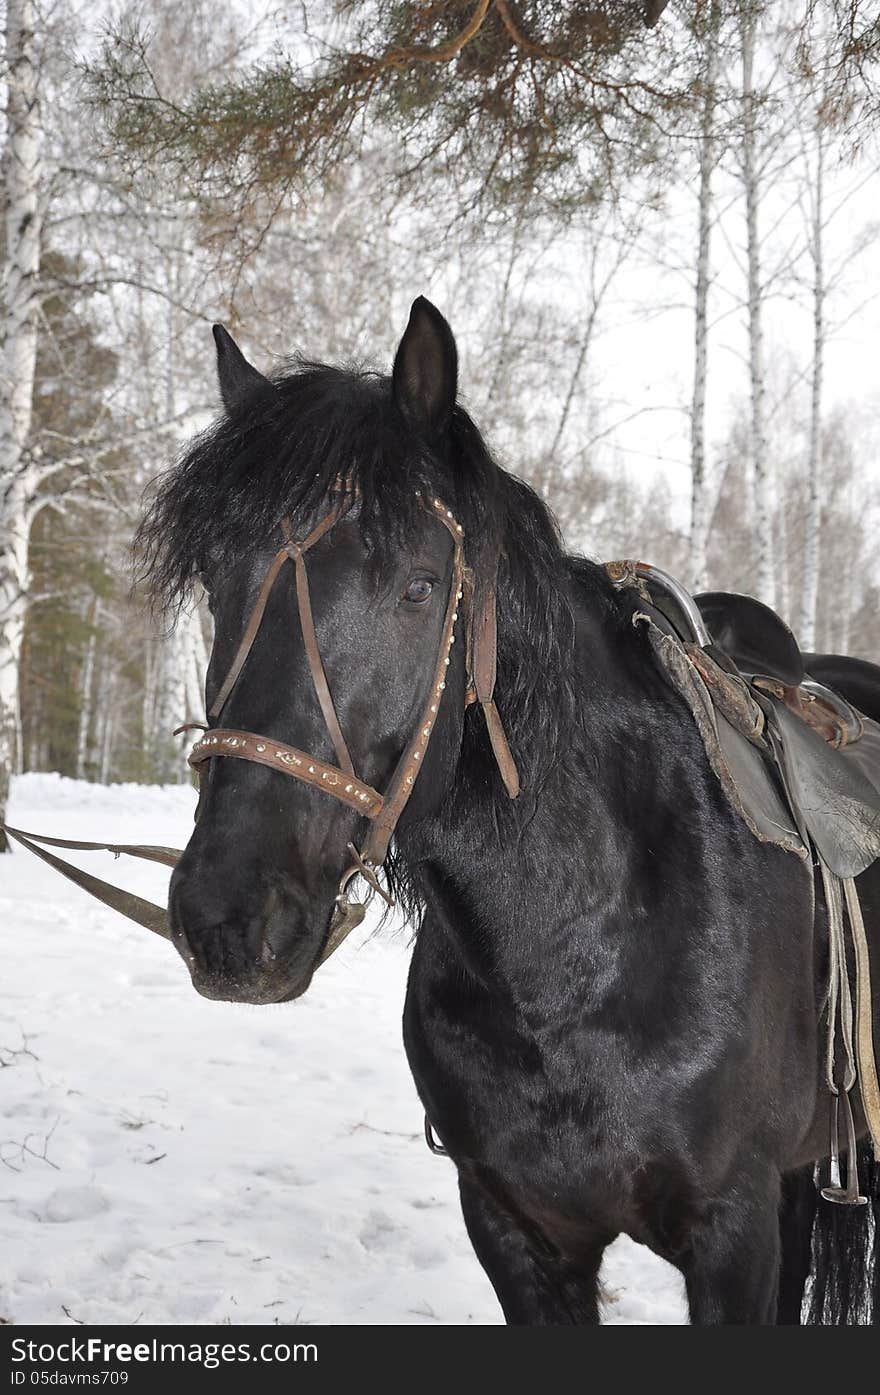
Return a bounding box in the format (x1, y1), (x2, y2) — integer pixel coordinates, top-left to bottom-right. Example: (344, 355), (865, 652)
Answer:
(679, 1173), (782, 1325)
(458, 1176), (609, 1325)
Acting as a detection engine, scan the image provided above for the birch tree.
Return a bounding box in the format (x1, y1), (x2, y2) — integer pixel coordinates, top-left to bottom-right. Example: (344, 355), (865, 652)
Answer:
(689, 0), (722, 593)
(0, 0), (43, 849)
(792, 13), (877, 646)
(144, 611), (204, 784)
(74, 597), (97, 778)
(799, 121), (826, 648)
(740, 3), (774, 607)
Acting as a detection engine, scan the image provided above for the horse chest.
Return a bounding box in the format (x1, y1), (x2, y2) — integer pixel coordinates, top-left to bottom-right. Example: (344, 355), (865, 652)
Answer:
(450, 1057), (705, 1259)
(405, 981), (713, 1241)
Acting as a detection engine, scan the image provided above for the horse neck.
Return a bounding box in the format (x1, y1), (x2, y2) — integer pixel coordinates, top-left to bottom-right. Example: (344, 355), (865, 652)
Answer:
(401, 569), (656, 1001)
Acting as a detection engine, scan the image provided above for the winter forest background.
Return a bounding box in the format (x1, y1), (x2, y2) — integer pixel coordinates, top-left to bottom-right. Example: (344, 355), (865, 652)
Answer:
(2, 0), (880, 835)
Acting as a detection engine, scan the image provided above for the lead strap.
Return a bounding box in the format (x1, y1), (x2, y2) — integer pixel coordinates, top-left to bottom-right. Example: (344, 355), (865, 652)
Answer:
(0, 825), (175, 941)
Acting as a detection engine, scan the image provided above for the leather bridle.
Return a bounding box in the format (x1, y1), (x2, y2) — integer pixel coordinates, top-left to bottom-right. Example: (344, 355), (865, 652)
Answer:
(187, 486), (520, 961)
(1, 485), (519, 969)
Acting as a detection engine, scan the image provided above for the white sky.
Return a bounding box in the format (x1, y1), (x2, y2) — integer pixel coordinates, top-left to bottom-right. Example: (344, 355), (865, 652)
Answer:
(447, 151), (880, 528)
(603, 165), (880, 504)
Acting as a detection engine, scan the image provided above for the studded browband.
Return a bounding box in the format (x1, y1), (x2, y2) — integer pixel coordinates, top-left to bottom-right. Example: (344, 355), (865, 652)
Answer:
(188, 488), (519, 883)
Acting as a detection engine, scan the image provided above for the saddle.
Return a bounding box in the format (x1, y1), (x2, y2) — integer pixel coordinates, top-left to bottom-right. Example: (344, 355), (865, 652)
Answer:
(691, 591), (880, 881)
(608, 566), (880, 881)
(608, 562), (880, 1193)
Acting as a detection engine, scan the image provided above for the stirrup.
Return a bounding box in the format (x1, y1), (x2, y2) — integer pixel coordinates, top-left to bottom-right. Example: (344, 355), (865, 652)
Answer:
(821, 1090), (868, 1206)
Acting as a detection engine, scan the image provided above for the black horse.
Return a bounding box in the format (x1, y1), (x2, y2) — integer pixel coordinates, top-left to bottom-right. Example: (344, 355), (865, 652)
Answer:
(138, 299), (880, 1325)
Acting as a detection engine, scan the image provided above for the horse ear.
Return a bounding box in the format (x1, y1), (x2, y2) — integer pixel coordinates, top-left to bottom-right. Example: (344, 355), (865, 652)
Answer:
(392, 297), (458, 437)
(212, 324), (271, 415)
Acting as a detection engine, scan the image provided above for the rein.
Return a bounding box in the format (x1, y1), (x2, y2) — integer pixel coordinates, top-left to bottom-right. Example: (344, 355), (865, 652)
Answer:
(3, 488), (520, 970)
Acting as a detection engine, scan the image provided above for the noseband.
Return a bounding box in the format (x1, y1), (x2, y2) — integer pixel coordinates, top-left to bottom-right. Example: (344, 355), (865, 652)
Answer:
(187, 487), (519, 961)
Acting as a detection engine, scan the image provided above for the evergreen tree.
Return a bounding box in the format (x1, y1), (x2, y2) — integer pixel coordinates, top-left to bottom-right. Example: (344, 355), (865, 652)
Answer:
(89, 2), (683, 228)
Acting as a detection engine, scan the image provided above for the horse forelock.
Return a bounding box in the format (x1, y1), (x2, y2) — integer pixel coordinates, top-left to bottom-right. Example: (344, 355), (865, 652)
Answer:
(138, 362), (508, 609)
(135, 353), (621, 819)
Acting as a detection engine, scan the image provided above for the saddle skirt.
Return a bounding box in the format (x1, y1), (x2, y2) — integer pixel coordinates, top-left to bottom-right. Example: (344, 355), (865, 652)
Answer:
(607, 562), (880, 881)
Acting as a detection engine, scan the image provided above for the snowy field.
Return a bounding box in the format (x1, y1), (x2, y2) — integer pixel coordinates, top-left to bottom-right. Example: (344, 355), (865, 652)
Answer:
(1, 774), (686, 1326)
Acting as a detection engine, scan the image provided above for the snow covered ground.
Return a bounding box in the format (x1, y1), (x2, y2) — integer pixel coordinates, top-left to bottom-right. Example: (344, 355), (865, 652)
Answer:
(1, 774), (686, 1325)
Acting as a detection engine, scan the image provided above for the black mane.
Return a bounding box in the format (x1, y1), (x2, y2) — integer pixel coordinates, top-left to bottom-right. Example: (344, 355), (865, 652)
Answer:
(137, 361), (510, 614)
(137, 358), (622, 803)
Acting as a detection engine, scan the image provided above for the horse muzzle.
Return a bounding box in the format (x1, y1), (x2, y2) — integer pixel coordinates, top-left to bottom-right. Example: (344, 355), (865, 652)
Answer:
(168, 863), (326, 1005)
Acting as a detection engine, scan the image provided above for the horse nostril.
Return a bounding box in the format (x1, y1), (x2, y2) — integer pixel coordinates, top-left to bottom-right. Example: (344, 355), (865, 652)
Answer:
(169, 859), (317, 989)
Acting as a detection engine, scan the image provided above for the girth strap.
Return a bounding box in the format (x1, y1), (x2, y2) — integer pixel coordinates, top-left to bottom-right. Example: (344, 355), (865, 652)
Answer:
(843, 875), (880, 1161)
(822, 861), (857, 1097)
(820, 859), (880, 1192)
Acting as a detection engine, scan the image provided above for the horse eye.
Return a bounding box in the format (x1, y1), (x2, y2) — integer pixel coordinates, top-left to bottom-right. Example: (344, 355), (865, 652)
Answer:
(403, 577), (434, 605)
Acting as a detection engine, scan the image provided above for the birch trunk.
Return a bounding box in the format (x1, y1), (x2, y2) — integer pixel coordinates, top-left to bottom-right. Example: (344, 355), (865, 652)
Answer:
(75, 617), (97, 779)
(0, 0), (42, 849)
(776, 466), (790, 622)
(99, 671), (116, 786)
(689, 0), (720, 593)
(142, 636), (158, 773)
(154, 626), (188, 783)
(150, 608), (208, 784)
(741, 8), (774, 607)
(183, 605), (209, 721)
(799, 128), (825, 649)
